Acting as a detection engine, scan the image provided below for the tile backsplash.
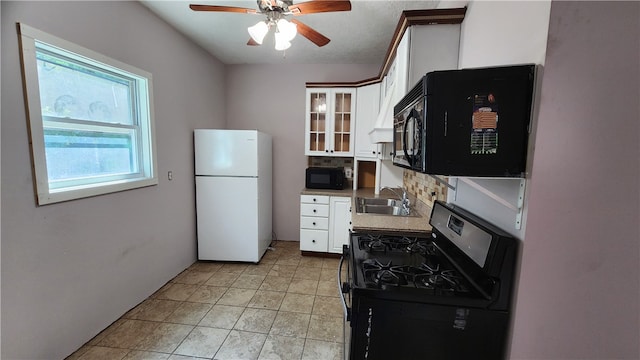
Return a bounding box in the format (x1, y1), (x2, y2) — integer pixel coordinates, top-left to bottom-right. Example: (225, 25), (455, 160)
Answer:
(308, 157), (354, 168)
(403, 170), (448, 209)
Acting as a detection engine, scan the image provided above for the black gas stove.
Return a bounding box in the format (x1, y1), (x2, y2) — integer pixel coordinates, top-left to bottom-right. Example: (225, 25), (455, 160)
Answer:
(339, 201), (518, 360)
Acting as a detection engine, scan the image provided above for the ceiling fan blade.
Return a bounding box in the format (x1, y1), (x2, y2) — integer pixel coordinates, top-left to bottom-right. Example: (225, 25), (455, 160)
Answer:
(189, 4), (257, 14)
(247, 38), (261, 46)
(291, 19), (330, 47)
(289, 0), (351, 15)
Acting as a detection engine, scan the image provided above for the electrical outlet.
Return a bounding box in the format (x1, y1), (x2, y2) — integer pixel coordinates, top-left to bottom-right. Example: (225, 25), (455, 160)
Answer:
(345, 167), (353, 179)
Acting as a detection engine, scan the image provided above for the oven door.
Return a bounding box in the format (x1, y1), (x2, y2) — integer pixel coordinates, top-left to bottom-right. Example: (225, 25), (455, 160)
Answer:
(393, 97), (425, 172)
(350, 296), (510, 360)
(339, 245), (352, 360)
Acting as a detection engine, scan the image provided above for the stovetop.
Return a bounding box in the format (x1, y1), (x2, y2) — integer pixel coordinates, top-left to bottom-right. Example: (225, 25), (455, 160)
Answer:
(351, 233), (477, 297)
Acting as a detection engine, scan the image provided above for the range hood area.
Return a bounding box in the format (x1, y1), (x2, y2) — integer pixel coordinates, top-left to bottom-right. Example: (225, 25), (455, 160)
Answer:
(368, 84), (396, 143)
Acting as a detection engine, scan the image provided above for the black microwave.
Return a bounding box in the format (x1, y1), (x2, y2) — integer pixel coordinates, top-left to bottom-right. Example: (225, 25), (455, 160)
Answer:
(305, 167), (345, 190)
(393, 64), (536, 177)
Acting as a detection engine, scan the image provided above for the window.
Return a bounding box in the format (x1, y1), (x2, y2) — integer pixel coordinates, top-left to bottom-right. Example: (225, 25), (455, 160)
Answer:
(18, 24), (157, 205)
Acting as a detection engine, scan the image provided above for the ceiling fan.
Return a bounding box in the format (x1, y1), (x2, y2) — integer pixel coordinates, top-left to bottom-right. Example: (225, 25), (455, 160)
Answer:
(189, 0), (352, 50)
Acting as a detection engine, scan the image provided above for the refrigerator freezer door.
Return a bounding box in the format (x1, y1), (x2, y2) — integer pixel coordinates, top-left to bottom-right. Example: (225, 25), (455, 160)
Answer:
(195, 129), (259, 177)
(196, 176), (260, 261)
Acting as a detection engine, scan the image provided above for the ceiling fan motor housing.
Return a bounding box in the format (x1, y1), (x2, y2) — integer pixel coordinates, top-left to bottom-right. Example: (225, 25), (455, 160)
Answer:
(257, 0), (294, 13)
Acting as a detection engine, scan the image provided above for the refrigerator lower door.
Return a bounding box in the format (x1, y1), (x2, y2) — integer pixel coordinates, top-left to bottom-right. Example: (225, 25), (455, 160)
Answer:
(196, 176), (261, 262)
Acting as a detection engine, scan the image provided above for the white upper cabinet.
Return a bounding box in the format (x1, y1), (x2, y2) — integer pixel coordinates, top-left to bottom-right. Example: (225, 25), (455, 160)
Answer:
(305, 88), (356, 157)
(394, 28), (410, 101)
(406, 24), (461, 88)
(354, 83), (382, 159)
(369, 24), (460, 144)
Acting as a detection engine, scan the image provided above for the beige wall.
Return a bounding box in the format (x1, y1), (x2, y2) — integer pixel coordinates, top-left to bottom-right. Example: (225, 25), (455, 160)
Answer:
(224, 64), (378, 241)
(1, 1), (226, 358)
(510, 2), (640, 358)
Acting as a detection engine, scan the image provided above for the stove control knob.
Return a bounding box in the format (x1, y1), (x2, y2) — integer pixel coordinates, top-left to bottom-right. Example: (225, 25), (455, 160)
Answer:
(341, 282), (350, 294)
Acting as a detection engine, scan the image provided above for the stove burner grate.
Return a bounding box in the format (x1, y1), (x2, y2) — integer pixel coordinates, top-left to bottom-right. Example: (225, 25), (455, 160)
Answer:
(358, 234), (431, 254)
(362, 259), (409, 287)
(360, 257), (470, 295)
(414, 267), (469, 295)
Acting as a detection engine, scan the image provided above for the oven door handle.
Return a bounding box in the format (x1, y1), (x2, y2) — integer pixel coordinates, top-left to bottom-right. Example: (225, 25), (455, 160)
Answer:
(338, 255), (351, 321)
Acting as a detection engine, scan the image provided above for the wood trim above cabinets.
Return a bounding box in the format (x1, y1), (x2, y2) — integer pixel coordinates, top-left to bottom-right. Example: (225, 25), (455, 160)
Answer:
(305, 7), (466, 89)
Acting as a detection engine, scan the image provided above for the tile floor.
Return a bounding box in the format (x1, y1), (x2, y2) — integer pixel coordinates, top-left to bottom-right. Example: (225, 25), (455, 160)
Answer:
(67, 241), (345, 360)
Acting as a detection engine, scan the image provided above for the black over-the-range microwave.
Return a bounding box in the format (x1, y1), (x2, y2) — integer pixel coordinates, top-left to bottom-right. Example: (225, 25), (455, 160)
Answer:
(393, 64), (536, 177)
(305, 167), (345, 190)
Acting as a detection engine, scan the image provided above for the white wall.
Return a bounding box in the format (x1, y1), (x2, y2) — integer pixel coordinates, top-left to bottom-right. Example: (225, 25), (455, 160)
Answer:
(458, 1), (550, 68)
(224, 64), (379, 241)
(510, 2), (640, 358)
(1, 2), (226, 358)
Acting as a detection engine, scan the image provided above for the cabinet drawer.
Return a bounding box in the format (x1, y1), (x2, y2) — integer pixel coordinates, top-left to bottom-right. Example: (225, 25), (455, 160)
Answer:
(300, 203), (329, 217)
(300, 195), (330, 205)
(300, 216), (329, 230)
(300, 229), (329, 252)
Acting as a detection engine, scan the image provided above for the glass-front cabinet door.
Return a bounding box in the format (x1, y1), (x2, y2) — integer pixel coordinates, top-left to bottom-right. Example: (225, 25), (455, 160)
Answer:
(305, 88), (356, 157)
(332, 91), (353, 155)
(306, 90), (328, 154)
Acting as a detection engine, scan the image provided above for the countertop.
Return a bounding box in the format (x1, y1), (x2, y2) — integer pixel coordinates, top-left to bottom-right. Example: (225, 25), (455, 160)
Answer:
(301, 187), (432, 234)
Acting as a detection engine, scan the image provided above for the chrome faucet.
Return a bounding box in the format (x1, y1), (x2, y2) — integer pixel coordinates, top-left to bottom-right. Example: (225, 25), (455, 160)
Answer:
(380, 186), (411, 215)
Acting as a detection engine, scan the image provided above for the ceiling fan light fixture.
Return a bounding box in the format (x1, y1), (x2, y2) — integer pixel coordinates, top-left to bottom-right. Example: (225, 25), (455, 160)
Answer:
(248, 21), (269, 44)
(274, 32), (291, 51)
(276, 18), (297, 42)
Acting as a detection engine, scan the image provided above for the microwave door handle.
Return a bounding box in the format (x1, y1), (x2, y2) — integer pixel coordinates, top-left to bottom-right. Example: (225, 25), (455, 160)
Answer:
(444, 110), (448, 137)
(402, 118), (411, 163)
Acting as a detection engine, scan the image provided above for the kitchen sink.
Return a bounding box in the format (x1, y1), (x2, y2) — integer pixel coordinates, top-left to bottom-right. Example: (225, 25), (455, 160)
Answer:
(357, 197), (403, 207)
(355, 197), (417, 217)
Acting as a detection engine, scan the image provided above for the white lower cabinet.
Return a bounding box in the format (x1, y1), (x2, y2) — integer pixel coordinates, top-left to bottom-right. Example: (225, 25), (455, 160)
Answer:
(300, 195), (352, 254)
(329, 196), (352, 253)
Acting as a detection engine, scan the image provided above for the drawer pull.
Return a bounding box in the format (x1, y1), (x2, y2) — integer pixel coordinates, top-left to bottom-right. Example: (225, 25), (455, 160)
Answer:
(313, 222), (316, 226)
(312, 239), (316, 243)
(313, 209), (317, 213)
(313, 198), (317, 202)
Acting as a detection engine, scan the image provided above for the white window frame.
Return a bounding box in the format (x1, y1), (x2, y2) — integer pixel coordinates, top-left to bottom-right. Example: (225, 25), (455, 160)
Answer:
(18, 23), (158, 205)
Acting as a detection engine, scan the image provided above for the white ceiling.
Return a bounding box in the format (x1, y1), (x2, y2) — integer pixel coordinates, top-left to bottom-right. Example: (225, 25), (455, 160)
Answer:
(139, 0), (447, 66)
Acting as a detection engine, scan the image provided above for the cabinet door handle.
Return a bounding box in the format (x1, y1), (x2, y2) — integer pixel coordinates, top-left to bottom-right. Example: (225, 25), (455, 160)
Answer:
(372, 151), (376, 154)
(330, 150), (334, 153)
(325, 150), (329, 153)
(312, 239), (316, 243)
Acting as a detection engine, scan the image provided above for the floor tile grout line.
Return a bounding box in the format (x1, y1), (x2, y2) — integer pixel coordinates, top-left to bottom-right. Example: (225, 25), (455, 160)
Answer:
(69, 244), (344, 359)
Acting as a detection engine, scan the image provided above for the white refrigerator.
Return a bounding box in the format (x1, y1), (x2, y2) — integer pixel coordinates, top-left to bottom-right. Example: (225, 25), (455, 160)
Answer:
(194, 129), (272, 262)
